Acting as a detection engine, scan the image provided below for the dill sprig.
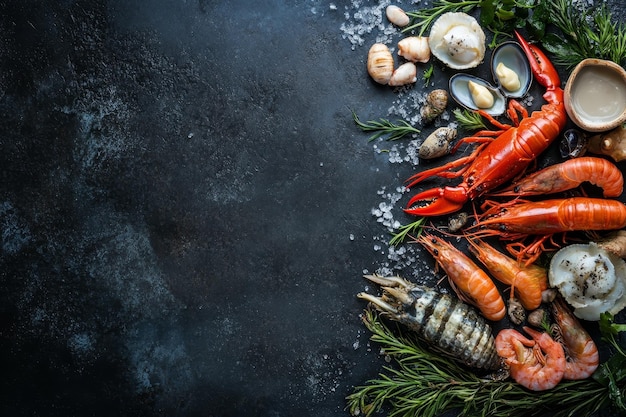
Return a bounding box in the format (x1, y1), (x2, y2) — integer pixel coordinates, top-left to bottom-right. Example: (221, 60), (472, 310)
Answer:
(347, 310), (614, 417)
(352, 111), (420, 142)
(453, 108), (488, 131)
(539, 0), (626, 69)
(389, 218), (426, 246)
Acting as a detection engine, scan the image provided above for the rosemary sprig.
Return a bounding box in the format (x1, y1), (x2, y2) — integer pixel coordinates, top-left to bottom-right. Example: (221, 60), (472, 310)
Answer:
(403, 0), (480, 36)
(389, 218), (426, 246)
(453, 108), (488, 131)
(347, 309), (614, 417)
(539, 0), (626, 69)
(352, 111), (420, 142)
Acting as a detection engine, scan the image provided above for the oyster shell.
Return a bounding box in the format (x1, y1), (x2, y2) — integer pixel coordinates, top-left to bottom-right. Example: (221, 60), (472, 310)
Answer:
(449, 74), (506, 116)
(490, 41), (532, 98)
(428, 12), (485, 70)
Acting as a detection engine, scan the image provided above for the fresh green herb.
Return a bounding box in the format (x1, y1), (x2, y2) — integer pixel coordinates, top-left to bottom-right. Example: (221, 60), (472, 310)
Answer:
(422, 64), (434, 87)
(593, 312), (626, 414)
(453, 108), (488, 131)
(538, 0), (626, 69)
(389, 218), (426, 246)
(403, 0), (535, 45)
(352, 111), (420, 142)
(347, 309), (615, 417)
(403, 0), (481, 37)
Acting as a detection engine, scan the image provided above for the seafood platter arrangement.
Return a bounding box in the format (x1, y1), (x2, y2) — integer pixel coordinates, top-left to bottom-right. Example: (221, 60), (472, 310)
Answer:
(347, 1), (626, 416)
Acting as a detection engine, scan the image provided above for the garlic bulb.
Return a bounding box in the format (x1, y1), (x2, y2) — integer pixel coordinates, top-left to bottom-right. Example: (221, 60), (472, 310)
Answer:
(549, 243), (626, 321)
(468, 80), (494, 108)
(386, 5), (410, 27)
(496, 62), (521, 91)
(367, 43), (394, 85)
(398, 36), (430, 63)
(388, 62), (417, 87)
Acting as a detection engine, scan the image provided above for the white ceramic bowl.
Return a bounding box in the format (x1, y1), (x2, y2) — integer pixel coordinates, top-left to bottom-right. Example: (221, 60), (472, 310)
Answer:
(564, 58), (626, 132)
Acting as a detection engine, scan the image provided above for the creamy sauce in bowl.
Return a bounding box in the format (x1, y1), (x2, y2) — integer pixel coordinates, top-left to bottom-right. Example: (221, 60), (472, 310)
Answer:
(564, 58), (626, 132)
(571, 66), (626, 122)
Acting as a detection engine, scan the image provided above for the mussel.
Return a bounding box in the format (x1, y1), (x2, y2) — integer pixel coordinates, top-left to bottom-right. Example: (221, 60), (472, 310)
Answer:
(449, 41), (532, 116)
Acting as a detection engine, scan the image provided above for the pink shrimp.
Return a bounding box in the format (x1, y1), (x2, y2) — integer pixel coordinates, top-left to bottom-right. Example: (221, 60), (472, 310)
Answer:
(552, 297), (599, 380)
(495, 327), (565, 391)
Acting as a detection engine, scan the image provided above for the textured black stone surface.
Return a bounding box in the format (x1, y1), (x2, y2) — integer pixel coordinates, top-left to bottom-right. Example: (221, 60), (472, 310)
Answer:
(1, 0), (625, 416)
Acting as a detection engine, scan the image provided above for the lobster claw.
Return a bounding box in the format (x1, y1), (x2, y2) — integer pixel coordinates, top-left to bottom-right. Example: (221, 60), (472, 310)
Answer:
(404, 186), (467, 216)
(514, 31), (562, 103)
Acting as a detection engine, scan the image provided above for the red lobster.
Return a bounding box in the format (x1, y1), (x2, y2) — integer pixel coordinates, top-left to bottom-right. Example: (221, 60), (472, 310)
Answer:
(405, 32), (567, 216)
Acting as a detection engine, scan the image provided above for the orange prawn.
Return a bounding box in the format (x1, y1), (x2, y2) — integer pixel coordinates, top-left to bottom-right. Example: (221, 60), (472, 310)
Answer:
(551, 297), (599, 380)
(472, 197), (626, 264)
(491, 156), (624, 198)
(467, 238), (547, 310)
(495, 327), (565, 391)
(417, 233), (505, 321)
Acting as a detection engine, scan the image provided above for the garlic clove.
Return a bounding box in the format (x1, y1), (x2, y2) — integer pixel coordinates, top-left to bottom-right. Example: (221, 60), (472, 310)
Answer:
(496, 62), (521, 92)
(388, 62), (417, 87)
(367, 43), (394, 85)
(386, 5), (410, 27)
(398, 36), (430, 63)
(468, 80), (495, 108)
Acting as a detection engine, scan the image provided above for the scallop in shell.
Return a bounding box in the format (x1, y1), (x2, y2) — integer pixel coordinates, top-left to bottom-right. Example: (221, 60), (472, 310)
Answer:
(490, 41), (532, 98)
(428, 12), (485, 70)
(449, 74), (506, 116)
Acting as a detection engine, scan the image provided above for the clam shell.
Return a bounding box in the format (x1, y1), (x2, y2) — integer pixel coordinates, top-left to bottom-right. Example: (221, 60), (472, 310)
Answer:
(449, 74), (506, 116)
(428, 12), (485, 70)
(490, 41), (532, 98)
(418, 127), (457, 159)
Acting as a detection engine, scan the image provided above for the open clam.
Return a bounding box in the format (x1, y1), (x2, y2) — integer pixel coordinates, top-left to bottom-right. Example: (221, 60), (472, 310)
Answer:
(490, 42), (532, 98)
(449, 41), (532, 116)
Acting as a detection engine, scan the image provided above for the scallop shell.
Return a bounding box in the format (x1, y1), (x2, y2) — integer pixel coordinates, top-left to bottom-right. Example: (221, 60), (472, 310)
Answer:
(490, 41), (532, 98)
(386, 5), (410, 27)
(398, 36), (430, 63)
(428, 12), (485, 70)
(449, 74), (506, 116)
(367, 43), (394, 85)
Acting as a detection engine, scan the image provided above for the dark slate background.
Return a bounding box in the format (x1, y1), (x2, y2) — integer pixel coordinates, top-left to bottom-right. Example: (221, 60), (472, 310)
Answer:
(1, 0), (624, 416)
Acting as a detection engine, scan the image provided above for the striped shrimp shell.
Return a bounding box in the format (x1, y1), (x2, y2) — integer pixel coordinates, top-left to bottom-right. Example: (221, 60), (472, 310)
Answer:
(358, 275), (501, 370)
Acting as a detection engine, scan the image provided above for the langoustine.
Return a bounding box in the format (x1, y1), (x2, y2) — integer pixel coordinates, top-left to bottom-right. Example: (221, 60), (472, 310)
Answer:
(417, 232), (506, 321)
(358, 274), (501, 370)
(467, 238), (547, 310)
(472, 197), (626, 264)
(490, 156), (624, 198)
